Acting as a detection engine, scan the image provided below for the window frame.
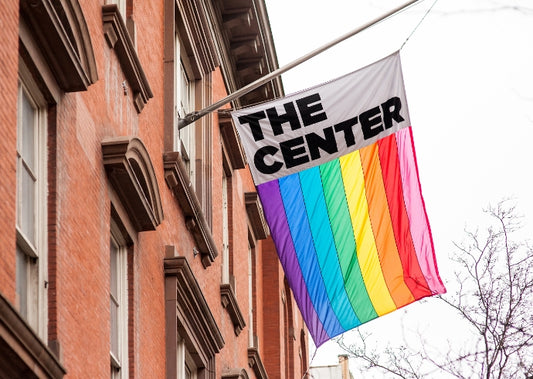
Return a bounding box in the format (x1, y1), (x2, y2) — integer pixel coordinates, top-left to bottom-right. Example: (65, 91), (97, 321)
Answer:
(164, 0), (216, 228)
(177, 337), (198, 379)
(221, 167), (230, 285)
(109, 219), (129, 379)
(247, 242), (254, 348)
(15, 63), (49, 340)
(175, 33), (196, 184)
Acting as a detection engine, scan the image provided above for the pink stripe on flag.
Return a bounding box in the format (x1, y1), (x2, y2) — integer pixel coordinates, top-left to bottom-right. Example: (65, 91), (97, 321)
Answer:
(396, 128), (446, 294)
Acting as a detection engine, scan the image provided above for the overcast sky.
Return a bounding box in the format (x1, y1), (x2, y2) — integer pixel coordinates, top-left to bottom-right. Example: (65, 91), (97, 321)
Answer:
(264, 0), (533, 371)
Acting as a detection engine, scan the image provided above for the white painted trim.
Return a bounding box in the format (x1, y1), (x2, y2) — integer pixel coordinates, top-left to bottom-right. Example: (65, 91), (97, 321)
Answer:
(110, 223), (129, 379)
(16, 64), (48, 341)
(222, 172), (229, 284)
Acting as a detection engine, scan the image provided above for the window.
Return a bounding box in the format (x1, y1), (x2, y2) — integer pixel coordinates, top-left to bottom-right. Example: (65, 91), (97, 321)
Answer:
(110, 225), (128, 379)
(164, 1), (217, 235)
(175, 35), (196, 184)
(219, 163), (246, 334)
(15, 73), (48, 339)
(248, 243), (254, 348)
(102, 138), (162, 378)
(177, 338), (197, 379)
(164, 254), (224, 378)
(222, 170), (230, 284)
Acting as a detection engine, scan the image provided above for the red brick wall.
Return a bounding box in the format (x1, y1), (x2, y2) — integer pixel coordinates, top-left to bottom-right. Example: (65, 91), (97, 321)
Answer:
(0, 0), (19, 303)
(263, 237), (284, 377)
(262, 237), (310, 379)
(0, 0), (309, 377)
(47, 0), (168, 376)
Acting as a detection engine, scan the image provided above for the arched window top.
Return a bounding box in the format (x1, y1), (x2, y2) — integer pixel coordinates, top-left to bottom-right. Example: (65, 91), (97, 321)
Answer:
(20, 0), (98, 91)
(102, 137), (163, 232)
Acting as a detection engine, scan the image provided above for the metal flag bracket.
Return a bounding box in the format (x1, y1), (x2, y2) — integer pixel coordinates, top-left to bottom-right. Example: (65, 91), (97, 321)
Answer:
(177, 0), (423, 130)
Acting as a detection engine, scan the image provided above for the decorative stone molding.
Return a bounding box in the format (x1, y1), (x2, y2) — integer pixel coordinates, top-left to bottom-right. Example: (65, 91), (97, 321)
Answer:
(247, 347), (268, 379)
(245, 192), (269, 240)
(163, 152), (218, 268)
(177, 0), (219, 76)
(219, 111), (246, 170)
(222, 368), (250, 379)
(102, 4), (153, 112)
(220, 283), (246, 336)
(0, 293), (66, 378)
(213, 0), (283, 106)
(102, 137), (163, 232)
(19, 0), (98, 92)
(164, 255), (224, 378)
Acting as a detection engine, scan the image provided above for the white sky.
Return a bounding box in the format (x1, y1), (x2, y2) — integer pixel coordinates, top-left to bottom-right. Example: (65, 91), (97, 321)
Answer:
(264, 0), (533, 373)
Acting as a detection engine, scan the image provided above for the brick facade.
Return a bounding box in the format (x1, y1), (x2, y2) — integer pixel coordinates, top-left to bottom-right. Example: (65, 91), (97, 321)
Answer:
(0, 0), (309, 378)
(0, 0), (19, 303)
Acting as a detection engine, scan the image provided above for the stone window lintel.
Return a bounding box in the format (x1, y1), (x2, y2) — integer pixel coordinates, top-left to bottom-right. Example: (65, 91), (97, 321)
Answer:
(102, 137), (163, 232)
(20, 0), (98, 92)
(164, 254), (225, 362)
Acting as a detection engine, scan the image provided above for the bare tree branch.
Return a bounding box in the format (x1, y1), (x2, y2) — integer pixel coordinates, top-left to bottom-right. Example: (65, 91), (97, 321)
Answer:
(337, 200), (533, 378)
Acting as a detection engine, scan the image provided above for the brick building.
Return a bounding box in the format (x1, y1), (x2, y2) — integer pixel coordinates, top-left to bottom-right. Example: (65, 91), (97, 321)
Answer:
(0, 0), (309, 377)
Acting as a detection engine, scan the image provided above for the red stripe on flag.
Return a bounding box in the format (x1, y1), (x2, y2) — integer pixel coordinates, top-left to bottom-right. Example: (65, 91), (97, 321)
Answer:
(378, 133), (432, 299)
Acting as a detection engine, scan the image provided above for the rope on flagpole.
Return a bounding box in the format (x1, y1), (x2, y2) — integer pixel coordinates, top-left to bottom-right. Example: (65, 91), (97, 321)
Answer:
(400, 0), (440, 50)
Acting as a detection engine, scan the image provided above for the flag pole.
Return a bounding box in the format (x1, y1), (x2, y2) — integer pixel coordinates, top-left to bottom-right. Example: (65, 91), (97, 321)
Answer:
(178, 0), (422, 130)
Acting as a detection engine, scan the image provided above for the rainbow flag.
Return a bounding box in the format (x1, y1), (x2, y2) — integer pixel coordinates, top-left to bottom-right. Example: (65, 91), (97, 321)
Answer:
(232, 52), (446, 346)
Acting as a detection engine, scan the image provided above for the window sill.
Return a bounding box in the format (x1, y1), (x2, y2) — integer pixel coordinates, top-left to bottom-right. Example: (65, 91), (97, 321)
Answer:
(222, 368), (249, 379)
(245, 192), (269, 240)
(163, 152), (218, 268)
(220, 283), (246, 336)
(102, 4), (153, 112)
(219, 112), (246, 170)
(248, 347), (267, 379)
(0, 293), (66, 378)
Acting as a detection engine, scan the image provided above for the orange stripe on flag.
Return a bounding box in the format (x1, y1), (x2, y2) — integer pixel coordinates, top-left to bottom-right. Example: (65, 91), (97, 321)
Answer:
(359, 143), (416, 308)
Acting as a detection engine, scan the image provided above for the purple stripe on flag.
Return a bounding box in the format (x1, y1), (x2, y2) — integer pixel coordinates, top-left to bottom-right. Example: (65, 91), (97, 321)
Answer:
(257, 180), (329, 345)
